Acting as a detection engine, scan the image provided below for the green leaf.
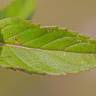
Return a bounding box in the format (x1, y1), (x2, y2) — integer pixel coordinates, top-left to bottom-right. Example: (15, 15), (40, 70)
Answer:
(0, 17), (96, 75)
(0, 0), (35, 19)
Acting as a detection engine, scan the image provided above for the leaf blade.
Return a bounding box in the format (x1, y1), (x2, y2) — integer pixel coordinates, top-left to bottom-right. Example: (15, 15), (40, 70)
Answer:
(1, 44), (96, 75)
(0, 0), (35, 19)
(0, 17), (96, 75)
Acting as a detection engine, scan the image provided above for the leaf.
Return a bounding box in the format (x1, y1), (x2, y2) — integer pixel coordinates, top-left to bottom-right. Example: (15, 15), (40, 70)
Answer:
(0, 0), (35, 19)
(0, 17), (96, 75)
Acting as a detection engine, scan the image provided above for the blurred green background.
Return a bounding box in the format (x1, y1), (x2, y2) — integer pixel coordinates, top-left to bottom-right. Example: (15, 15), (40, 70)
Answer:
(0, 0), (96, 96)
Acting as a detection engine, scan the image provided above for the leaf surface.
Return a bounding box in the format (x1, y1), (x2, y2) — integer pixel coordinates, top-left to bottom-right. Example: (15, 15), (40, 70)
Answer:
(0, 0), (35, 19)
(0, 17), (96, 75)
